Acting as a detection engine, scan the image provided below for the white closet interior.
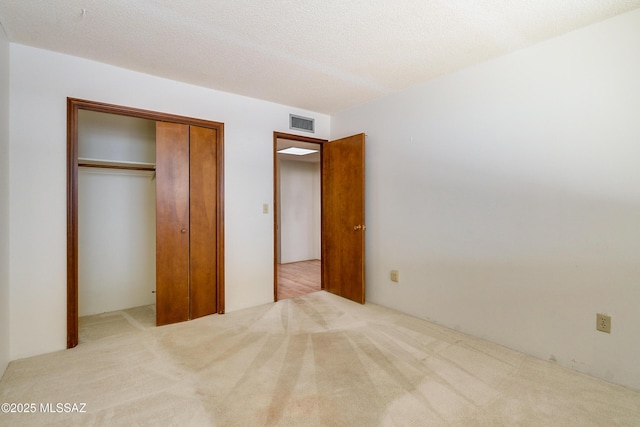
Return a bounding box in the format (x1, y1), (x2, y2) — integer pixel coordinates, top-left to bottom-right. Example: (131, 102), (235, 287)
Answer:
(77, 110), (156, 316)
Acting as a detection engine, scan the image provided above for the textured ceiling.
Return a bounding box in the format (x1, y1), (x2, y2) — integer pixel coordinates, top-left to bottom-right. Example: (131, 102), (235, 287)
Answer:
(1, 1), (639, 113)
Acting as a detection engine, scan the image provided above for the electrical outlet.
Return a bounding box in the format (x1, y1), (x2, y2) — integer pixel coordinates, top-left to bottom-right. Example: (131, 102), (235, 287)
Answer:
(390, 270), (399, 283)
(596, 313), (611, 333)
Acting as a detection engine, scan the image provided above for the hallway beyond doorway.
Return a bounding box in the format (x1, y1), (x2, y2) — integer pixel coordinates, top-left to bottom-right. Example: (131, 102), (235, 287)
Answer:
(277, 260), (321, 300)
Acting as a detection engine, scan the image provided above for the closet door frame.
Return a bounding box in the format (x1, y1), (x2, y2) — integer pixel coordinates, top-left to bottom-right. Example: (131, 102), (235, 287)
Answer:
(66, 97), (225, 348)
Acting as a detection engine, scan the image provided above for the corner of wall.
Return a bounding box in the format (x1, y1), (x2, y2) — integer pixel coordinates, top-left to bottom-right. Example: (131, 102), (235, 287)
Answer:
(330, 8), (640, 390)
(0, 37), (11, 378)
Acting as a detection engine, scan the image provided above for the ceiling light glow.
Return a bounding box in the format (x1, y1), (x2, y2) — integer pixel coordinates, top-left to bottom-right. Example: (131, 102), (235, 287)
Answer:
(277, 147), (318, 156)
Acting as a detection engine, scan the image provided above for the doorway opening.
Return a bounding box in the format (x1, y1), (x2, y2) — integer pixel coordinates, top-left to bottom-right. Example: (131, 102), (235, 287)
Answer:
(274, 131), (366, 304)
(77, 110), (157, 343)
(274, 132), (327, 301)
(67, 98), (225, 348)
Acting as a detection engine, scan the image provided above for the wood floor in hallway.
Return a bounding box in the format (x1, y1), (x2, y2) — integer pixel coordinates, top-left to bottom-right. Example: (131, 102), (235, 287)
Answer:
(277, 259), (321, 300)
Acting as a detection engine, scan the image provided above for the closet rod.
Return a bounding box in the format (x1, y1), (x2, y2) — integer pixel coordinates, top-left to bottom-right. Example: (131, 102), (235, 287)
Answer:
(78, 163), (156, 172)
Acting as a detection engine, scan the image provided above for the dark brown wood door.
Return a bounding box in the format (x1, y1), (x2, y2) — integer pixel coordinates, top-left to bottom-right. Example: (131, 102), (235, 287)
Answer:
(189, 126), (218, 319)
(156, 122), (190, 325)
(322, 133), (366, 303)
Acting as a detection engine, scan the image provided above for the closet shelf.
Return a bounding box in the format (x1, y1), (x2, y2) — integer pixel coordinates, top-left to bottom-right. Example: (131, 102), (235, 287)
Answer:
(78, 157), (156, 171)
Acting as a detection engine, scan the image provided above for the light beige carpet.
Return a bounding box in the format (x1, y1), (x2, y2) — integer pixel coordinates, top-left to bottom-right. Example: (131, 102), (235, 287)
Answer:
(1, 291), (639, 426)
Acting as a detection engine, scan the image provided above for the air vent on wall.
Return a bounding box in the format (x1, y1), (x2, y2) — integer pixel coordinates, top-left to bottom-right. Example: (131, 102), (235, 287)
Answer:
(289, 114), (315, 133)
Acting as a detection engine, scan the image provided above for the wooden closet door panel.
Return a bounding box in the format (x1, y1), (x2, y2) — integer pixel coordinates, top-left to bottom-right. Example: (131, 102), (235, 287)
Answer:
(156, 122), (190, 326)
(189, 126), (218, 319)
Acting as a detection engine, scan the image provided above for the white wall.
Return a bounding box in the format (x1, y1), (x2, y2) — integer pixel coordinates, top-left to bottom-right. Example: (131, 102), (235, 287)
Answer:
(78, 112), (156, 316)
(78, 169), (156, 316)
(8, 43), (329, 360)
(78, 110), (156, 163)
(332, 9), (640, 391)
(0, 30), (11, 378)
(279, 160), (321, 263)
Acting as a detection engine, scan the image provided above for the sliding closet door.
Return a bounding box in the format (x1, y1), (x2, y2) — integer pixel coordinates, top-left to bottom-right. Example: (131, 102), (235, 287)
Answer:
(156, 122), (190, 326)
(189, 126), (218, 319)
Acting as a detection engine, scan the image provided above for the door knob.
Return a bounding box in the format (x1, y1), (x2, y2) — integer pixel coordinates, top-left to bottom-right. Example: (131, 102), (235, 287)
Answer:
(181, 228), (187, 234)
(353, 225), (362, 230)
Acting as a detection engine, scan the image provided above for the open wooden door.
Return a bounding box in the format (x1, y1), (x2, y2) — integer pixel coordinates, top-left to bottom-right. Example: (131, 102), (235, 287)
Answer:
(322, 133), (366, 303)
